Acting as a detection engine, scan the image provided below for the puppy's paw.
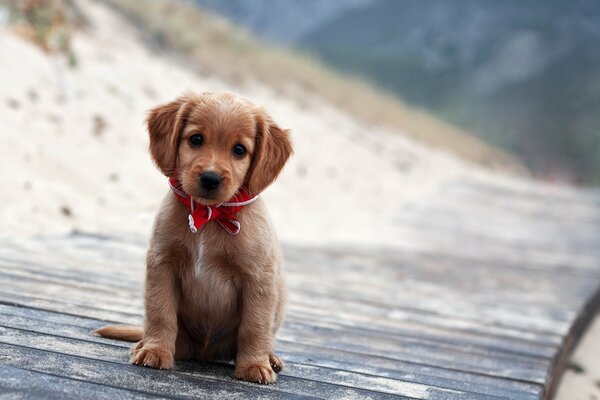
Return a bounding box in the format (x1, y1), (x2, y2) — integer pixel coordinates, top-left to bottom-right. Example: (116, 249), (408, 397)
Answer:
(130, 340), (144, 356)
(130, 341), (174, 370)
(234, 361), (277, 384)
(269, 353), (284, 373)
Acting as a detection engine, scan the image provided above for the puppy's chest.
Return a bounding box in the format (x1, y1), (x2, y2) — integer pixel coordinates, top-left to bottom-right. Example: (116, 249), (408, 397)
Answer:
(179, 240), (242, 319)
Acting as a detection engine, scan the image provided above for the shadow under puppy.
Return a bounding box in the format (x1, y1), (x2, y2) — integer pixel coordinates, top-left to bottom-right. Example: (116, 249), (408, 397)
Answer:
(95, 91), (293, 384)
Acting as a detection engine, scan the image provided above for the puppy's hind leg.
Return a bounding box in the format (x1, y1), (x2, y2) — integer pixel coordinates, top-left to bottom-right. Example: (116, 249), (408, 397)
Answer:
(174, 320), (194, 361)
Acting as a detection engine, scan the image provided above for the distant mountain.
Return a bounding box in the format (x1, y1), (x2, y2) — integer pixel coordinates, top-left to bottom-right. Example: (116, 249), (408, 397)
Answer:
(191, 0), (376, 44)
(194, 0), (600, 183)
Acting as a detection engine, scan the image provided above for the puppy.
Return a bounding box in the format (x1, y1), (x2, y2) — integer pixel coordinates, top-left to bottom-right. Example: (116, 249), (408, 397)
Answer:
(95, 91), (292, 384)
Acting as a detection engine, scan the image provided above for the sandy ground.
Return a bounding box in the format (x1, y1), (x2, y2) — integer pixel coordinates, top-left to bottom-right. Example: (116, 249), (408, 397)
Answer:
(555, 314), (600, 400)
(0, 0), (467, 247)
(0, 0), (597, 398)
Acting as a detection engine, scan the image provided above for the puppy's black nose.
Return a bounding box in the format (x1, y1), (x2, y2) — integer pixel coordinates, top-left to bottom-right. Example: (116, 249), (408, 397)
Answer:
(200, 171), (222, 191)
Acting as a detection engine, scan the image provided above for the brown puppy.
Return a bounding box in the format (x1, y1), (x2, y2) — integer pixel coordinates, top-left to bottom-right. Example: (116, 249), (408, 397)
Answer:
(95, 91), (292, 384)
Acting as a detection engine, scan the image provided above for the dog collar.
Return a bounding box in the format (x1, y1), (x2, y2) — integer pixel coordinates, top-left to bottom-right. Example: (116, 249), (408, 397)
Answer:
(168, 176), (259, 235)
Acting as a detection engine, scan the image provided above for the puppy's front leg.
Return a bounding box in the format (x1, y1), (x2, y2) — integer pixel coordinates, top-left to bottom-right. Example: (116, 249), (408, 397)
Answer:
(234, 278), (278, 384)
(131, 256), (178, 370)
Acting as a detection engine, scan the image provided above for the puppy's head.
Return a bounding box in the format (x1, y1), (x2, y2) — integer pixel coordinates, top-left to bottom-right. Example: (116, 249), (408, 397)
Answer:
(147, 92), (292, 205)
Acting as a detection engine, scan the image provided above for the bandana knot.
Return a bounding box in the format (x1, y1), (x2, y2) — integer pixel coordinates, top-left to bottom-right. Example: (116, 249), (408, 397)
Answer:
(168, 176), (258, 235)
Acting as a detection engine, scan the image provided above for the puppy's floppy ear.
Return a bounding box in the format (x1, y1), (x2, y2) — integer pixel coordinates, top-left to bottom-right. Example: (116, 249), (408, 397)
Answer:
(146, 96), (194, 176)
(246, 108), (293, 195)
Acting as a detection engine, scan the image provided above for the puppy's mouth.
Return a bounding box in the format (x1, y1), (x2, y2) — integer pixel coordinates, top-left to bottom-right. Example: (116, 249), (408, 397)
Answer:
(195, 191), (221, 205)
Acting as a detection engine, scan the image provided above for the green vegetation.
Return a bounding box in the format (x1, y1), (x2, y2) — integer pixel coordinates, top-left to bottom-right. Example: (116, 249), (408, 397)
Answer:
(1, 0), (78, 67)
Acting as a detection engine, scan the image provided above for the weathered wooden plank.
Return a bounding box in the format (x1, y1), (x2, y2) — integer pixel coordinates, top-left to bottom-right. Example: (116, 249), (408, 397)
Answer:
(0, 330), (421, 400)
(277, 342), (542, 400)
(0, 276), (564, 374)
(288, 282), (582, 331)
(0, 291), (144, 324)
(288, 248), (600, 292)
(286, 277), (581, 331)
(0, 176), (598, 399)
(0, 257), (142, 290)
(0, 278), (568, 390)
(0, 271), (140, 305)
(278, 322), (551, 383)
(0, 268), (584, 350)
(0, 245), (588, 336)
(371, 235), (600, 278)
(2, 250), (590, 333)
(0, 304), (543, 398)
(0, 282), (568, 368)
(0, 320), (548, 398)
(286, 261), (593, 311)
(0, 262), (572, 346)
(292, 298), (561, 346)
(0, 256), (590, 334)
(0, 307), (540, 399)
(0, 299), (557, 363)
(2, 239), (597, 288)
(0, 260), (568, 384)
(0, 293), (549, 387)
(0, 276), (143, 314)
(4, 232), (597, 287)
(2, 231), (596, 322)
(0, 253), (578, 347)
(0, 365), (166, 400)
(0, 343), (321, 400)
(284, 309), (558, 359)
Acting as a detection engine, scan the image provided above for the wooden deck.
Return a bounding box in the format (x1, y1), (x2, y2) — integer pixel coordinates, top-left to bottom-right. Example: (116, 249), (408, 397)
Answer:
(0, 177), (599, 399)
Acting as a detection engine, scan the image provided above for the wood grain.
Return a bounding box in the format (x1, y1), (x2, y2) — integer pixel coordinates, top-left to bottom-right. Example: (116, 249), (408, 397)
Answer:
(0, 177), (598, 399)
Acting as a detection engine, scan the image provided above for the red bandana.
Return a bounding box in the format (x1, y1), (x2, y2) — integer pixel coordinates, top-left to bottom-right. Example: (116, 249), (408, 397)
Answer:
(168, 176), (258, 235)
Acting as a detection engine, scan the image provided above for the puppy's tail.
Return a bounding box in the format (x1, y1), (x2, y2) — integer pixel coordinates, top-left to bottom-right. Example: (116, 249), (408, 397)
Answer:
(93, 325), (143, 342)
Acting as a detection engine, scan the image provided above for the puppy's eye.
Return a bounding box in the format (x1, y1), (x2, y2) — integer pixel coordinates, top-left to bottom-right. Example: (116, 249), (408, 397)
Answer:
(189, 134), (204, 146)
(232, 144), (247, 157)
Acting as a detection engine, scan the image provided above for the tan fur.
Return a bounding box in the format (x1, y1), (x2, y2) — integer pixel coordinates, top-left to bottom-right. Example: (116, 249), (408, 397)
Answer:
(95, 92), (292, 383)
(94, 325), (143, 342)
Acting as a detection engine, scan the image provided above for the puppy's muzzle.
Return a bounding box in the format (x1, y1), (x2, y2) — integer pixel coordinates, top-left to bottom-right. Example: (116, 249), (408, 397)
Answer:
(199, 171), (222, 192)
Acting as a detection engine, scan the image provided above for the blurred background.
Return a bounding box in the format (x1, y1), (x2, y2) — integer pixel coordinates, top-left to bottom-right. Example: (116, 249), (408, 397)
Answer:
(0, 0), (599, 398)
(2, 0), (599, 239)
(196, 0), (600, 185)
